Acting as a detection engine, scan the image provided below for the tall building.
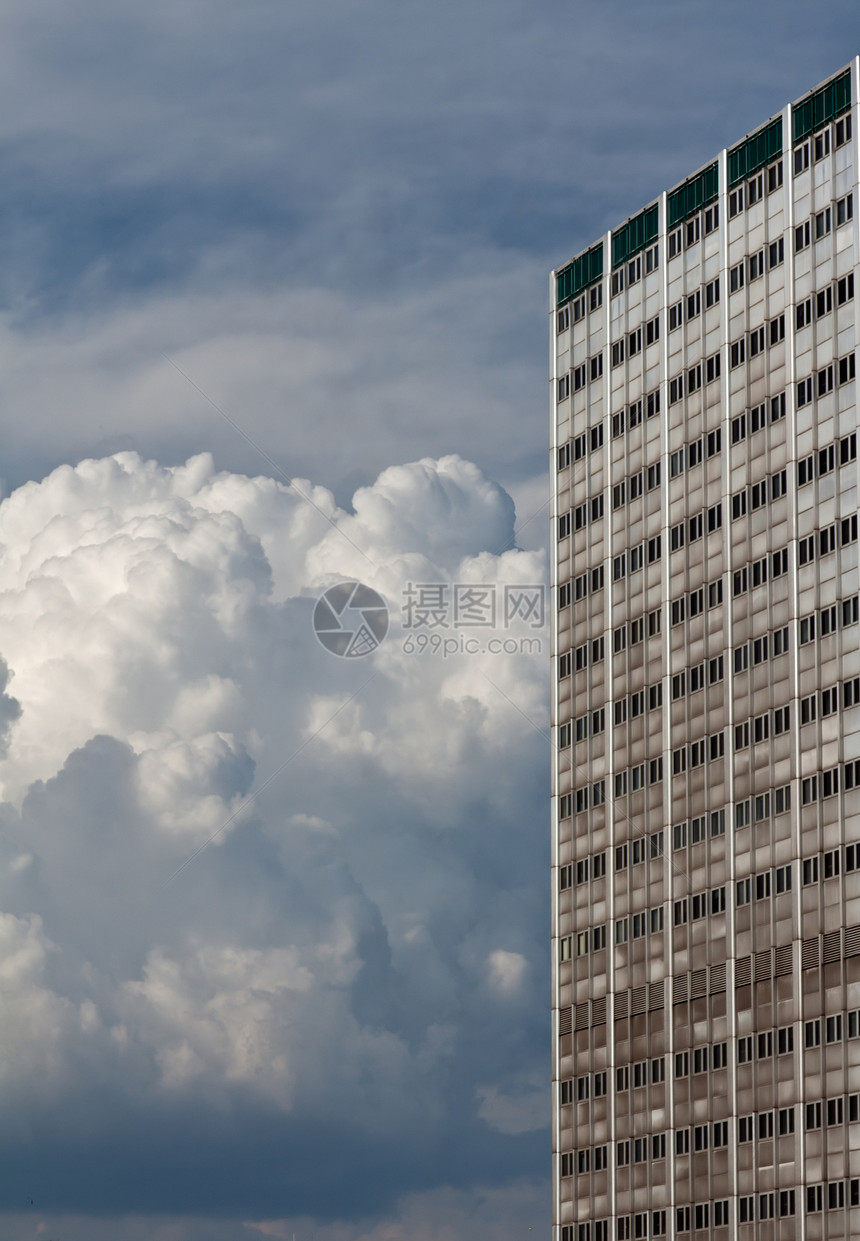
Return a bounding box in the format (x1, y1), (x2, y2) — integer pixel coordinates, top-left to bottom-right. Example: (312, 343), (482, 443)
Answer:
(551, 63), (860, 1241)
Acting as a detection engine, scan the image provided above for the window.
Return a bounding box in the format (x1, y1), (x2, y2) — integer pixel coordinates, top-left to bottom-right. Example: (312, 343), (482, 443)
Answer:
(827, 1014), (843, 1043)
(729, 186), (744, 217)
(815, 206), (831, 238)
(838, 272), (855, 304)
(705, 276), (719, 307)
(769, 237), (784, 266)
(795, 219), (810, 250)
(731, 338), (745, 368)
(557, 374), (570, 401)
(730, 261), (745, 292)
(838, 192), (854, 226)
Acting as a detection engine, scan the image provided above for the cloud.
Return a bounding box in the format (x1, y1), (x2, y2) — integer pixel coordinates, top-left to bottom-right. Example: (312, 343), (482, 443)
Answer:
(0, 449), (548, 1225)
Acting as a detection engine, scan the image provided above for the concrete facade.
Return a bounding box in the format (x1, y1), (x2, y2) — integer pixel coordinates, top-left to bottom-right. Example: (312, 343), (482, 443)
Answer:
(551, 61), (860, 1241)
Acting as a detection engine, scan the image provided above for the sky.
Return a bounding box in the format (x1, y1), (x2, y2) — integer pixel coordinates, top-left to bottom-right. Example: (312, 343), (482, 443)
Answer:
(0, 3), (859, 1239)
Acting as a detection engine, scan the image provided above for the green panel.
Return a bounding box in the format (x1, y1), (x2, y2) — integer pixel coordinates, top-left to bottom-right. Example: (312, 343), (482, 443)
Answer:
(611, 203), (658, 269)
(667, 162), (719, 229)
(556, 242), (604, 308)
(728, 116), (783, 186)
(792, 68), (851, 144)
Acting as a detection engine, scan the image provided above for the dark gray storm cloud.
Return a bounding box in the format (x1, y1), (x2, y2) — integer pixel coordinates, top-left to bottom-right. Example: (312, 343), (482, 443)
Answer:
(0, 0), (855, 497)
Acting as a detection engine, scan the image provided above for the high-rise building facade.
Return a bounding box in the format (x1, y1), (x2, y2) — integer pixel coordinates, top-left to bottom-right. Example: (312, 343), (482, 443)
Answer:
(551, 63), (860, 1240)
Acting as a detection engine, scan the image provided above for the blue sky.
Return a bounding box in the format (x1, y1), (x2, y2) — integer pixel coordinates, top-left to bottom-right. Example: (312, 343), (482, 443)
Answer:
(0, 3), (858, 1240)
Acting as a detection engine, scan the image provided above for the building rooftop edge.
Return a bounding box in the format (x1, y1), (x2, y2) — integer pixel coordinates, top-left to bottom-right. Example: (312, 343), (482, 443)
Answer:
(553, 58), (857, 279)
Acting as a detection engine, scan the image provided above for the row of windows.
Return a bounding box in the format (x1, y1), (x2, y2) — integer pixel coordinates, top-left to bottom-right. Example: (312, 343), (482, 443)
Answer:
(795, 271), (855, 329)
(611, 390), (661, 438)
(615, 832), (664, 869)
(555, 517), (860, 607)
(806, 1179), (860, 1213)
(609, 243), (660, 297)
(559, 783), (603, 818)
(612, 536), (664, 580)
(732, 546), (789, 595)
(794, 112), (852, 175)
(668, 276), (720, 329)
(800, 677), (860, 723)
(616, 1057), (665, 1091)
(733, 625), (789, 671)
(728, 238), (784, 291)
(558, 756), (860, 821)
(667, 202), (719, 256)
(563, 872), (795, 958)
(670, 429), (721, 477)
(803, 845), (860, 883)
(732, 702), (792, 751)
(806, 1091), (860, 1128)
(795, 192), (854, 251)
(610, 317), (661, 367)
(737, 1025), (795, 1062)
(731, 784), (792, 831)
(611, 609), (662, 653)
(612, 462), (662, 508)
(566, 635), (605, 673)
(557, 353), (603, 400)
(729, 314), (785, 367)
(735, 864), (793, 905)
(802, 759), (860, 804)
(796, 352), (856, 405)
(557, 423), (604, 470)
(738, 1192), (796, 1223)
(558, 495), (604, 540)
(728, 157), (783, 217)
(668, 352), (721, 402)
(556, 282), (603, 333)
(797, 512), (859, 563)
(730, 467), (787, 520)
(560, 1214), (669, 1241)
(569, 565), (605, 604)
(669, 503), (722, 551)
(567, 1106), (803, 1171)
(560, 708), (605, 748)
(730, 392), (786, 442)
(669, 730), (726, 776)
(613, 683), (663, 727)
(670, 578), (723, 625)
(558, 851), (607, 890)
(671, 656), (725, 699)
(797, 431), (857, 485)
(568, 319), (852, 421)
(615, 905), (664, 943)
(610, 758), (664, 800)
(672, 886), (726, 926)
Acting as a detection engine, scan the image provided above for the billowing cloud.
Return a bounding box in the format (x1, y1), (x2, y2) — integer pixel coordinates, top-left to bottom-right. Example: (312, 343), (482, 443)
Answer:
(0, 449), (548, 1231)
